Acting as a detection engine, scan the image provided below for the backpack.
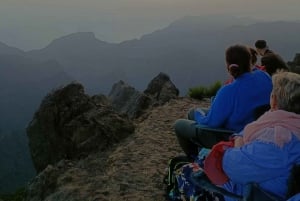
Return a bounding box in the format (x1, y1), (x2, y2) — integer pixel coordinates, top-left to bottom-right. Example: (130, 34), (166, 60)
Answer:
(163, 153), (224, 201)
(163, 155), (193, 200)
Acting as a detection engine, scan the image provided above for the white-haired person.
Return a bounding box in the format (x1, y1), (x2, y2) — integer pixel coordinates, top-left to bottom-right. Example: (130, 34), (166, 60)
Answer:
(204, 71), (300, 201)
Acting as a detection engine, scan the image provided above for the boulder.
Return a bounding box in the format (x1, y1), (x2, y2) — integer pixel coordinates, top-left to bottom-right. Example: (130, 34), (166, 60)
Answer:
(27, 82), (134, 172)
(108, 80), (152, 118)
(144, 72), (179, 105)
(108, 73), (179, 119)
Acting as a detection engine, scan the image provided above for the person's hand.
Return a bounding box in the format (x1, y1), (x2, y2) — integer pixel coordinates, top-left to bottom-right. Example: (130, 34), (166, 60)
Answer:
(234, 136), (244, 147)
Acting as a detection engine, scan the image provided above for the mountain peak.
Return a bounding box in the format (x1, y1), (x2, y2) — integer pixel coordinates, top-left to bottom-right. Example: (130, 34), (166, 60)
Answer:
(55, 32), (96, 41)
(44, 32), (112, 50)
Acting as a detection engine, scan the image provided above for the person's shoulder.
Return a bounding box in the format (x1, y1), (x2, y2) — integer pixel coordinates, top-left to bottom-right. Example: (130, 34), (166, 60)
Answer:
(215, 83), (234, 96)
(252, 69), (271, 79)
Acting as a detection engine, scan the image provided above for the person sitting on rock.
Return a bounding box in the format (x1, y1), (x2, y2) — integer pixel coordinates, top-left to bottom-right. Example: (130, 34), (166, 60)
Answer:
(174, 44), (272, 158)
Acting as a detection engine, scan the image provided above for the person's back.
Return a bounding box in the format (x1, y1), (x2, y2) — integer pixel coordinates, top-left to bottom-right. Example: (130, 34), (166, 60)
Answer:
(221, 71), (300, 201)
(206, 70), (272, 131)
(194, 45), (272, 132)
(223, 134), (300, 200)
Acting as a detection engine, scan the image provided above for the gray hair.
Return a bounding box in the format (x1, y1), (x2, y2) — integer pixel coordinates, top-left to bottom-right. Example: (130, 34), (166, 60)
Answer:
(272, 71), (300, 114)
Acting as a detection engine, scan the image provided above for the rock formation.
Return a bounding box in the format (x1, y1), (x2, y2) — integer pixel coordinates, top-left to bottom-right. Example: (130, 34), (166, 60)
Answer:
(25, 72), (182, 201)
(288, 53), (300, 74)
(144, 72), (179, 105)
(108, 80), (151, 119)
(27, 82), (135, 173)
(108, 72), (179, 119)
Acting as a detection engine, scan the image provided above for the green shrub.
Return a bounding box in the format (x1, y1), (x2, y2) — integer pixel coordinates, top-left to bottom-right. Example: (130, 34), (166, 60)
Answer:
(188, 81), (222, 100)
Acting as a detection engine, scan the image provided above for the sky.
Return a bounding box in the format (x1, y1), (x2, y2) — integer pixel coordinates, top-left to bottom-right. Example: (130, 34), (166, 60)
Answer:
(1, 0), (300, 50)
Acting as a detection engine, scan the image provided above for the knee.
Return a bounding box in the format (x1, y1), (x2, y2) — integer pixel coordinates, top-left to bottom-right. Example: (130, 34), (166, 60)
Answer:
(187, 108), (195, 120)
(174, 119), (185, 137)
(174, 119), (194, 138)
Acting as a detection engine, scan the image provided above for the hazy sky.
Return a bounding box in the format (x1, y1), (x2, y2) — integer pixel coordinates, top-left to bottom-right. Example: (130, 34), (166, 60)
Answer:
(1, 0), (300, 50)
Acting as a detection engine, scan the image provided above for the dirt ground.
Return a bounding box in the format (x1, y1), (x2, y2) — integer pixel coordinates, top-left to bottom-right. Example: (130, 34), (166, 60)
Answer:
(36, 97), (211, 201)
(101, 97), (210, 201)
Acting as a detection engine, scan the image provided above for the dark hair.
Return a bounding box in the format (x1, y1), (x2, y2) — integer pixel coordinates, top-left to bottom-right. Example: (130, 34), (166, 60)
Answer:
(225, 45), (251, 78)
(249, 47), (258, 65)
(255, 40), (267, 49)
(261, 53), (289, 75)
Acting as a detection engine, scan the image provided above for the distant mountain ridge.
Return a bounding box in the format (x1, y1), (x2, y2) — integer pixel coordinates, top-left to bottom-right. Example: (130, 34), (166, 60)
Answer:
(23, 17), (300, 95)
(2, 17), (300, 95)
(0, 41), (25, 55)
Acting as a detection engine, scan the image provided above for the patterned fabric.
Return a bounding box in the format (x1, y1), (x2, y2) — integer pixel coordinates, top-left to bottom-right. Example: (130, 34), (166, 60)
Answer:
(174, 162), (224, 201)
(165, 149), (224, 201)
(175, 163), (202, 201)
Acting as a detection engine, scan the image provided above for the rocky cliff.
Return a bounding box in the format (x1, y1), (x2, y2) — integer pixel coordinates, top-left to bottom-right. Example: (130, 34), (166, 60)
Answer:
(25, 73), (193, 201)
(27, 82), (135, 173)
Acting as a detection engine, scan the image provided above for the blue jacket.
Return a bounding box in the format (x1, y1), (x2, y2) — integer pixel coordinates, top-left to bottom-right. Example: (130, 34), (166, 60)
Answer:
(194, 70), (272, 132)
(287, 193), (300, 201)
(222, 134), (300, 201)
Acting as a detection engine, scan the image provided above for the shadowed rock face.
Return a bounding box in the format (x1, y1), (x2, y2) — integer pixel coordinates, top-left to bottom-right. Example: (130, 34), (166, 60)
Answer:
(144, 72), (179, 105)
(27, 82), (135, 173)
(108, 80), (152, 119)
(24, 97), (207, 201)
(108, 73), (179, 119)
(24, 73), (180, 201)
(288, 53), (300, 74)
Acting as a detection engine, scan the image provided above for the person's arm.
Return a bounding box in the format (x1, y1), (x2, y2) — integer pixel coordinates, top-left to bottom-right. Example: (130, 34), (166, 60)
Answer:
(222, 141), (289, 184)
(194, 86), (233, 128)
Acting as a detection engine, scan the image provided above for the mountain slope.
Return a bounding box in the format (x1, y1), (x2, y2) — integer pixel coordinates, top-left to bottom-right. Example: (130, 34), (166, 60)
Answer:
(0, 53), (73, 193)
(0, 54), (73, 130)
(0, 41), (25, 55)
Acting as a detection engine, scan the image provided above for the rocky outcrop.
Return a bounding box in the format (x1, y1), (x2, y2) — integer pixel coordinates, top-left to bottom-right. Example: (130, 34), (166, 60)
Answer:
(24, 97), (209, 201)
(24, 73), (183, 201)
(144, 72), (179, 105)
(109, 73), (179, 119)
(27, 82), (135, 173)
(288, 53), (300, 74)
(108, 80), (151, 119)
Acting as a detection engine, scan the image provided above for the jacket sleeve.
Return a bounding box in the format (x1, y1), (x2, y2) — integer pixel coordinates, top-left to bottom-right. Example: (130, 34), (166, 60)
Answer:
(194, 85), (233, 128)
(222, 140), (289, 184)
